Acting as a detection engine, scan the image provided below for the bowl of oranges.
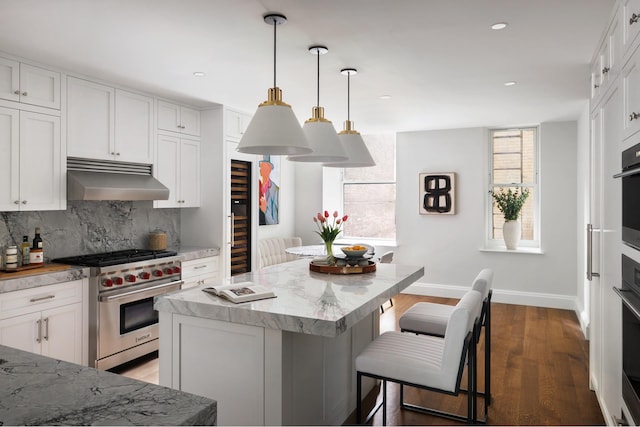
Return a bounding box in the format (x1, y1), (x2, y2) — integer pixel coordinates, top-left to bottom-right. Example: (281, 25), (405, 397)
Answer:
(341, 245), (369, 258)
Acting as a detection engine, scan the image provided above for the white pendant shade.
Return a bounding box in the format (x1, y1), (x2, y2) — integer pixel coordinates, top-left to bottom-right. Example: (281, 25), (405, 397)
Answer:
(324, 121), (375, 167)
(288, 108), (347, 162)
(236, 90), (312, 156)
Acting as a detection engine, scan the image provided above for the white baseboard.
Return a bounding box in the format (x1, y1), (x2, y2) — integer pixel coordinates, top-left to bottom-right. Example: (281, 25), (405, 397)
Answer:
(403, 282), (576, 310)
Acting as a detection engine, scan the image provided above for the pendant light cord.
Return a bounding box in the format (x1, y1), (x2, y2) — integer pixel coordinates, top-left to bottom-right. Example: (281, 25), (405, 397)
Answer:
(273, 19), (277, 88)
(347, 71), (351, 122)
(316, 49), (320, 108)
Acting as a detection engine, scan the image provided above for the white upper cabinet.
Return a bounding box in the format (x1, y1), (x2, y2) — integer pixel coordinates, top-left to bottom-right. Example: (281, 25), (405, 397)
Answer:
(115, 89), (154, 163)
(158, 100), (200, 137)
(0, 57), (60, 109)
(0, 106), (62, 211)
(592, 13), (622, 109)
(67, 76), (153, 163)
(155, 134), (200, 208)
(623, 0), (640, 60)
(225, 108), (252, 142)
(67, 77), (114, 161)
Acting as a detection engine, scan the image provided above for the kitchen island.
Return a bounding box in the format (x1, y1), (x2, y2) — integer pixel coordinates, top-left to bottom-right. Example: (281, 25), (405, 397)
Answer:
(0, 344), (217, 425)
(155, 258), (424, 425)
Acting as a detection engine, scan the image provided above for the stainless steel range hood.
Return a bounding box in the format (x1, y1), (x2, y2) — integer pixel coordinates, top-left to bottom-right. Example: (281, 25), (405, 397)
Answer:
(67, 158), (170, 201)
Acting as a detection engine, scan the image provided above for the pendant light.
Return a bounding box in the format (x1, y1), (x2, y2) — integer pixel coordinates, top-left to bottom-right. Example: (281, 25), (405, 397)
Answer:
(288, 46), (347, 163)
(324, 68), (375, 168)
(236, 13), (311, 156)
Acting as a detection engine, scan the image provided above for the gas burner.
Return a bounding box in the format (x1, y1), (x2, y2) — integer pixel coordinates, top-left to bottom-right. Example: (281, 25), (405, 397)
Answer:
(53, 249), (178, 267)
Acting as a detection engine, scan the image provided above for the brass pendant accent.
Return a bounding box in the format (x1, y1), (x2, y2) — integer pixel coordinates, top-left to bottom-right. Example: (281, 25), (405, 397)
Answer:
(338, 120), (361, 135)
(258, 87), (292, 108)
(305, 106), (332, 124)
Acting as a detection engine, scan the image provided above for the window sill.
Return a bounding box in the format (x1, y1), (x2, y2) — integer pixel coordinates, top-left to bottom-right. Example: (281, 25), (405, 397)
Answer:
(480, 247), (544, 255)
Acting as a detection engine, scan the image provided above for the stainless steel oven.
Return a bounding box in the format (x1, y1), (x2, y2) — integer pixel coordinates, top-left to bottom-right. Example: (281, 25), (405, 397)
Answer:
(615, 141), (640, 250)
(54, 250), (182, 370)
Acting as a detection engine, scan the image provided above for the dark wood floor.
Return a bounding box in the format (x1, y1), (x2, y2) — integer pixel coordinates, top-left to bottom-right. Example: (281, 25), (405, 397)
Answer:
(116, 294), (605, 426)
(345, 294), (605, 426)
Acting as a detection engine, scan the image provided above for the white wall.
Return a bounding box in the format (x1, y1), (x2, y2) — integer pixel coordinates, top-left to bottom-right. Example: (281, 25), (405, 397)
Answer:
(395, 122), (579, 309)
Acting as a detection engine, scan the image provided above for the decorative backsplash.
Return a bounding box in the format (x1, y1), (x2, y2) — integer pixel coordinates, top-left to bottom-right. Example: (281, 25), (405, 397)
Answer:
(0, 201), (180, 261)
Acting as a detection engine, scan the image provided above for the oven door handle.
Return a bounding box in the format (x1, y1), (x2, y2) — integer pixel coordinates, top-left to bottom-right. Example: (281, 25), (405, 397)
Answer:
(613, 166), (640, 178)
(99, 280), (184, 302)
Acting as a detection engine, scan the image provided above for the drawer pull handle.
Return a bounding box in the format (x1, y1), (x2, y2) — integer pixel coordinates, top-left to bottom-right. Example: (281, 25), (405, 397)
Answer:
(36, 319), (42, 343)
(194, 265), (207, 270)
(30, 295), (55, 303)
(631, 13), (639, 25)
(630, 112), (640, 122)
(43, 317), (49, 341)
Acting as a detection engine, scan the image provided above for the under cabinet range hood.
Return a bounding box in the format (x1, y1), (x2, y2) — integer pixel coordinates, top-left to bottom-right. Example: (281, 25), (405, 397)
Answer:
(67, 158), (169, 201)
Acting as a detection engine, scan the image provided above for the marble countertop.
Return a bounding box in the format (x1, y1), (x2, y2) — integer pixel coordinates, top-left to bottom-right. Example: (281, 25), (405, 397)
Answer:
(155, 259), (424, 337)
(0, 266), (88, 294)
(177, 246), (220, 262)
(0, 344), (217, 425)
(0, 246), (219, 295)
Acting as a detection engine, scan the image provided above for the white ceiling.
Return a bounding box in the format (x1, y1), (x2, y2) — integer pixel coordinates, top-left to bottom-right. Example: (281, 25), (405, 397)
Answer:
(0, 0), (615, 134)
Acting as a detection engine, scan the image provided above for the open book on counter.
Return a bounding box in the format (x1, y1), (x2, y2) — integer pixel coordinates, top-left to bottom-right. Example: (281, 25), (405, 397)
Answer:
(202, 282), (276, 304)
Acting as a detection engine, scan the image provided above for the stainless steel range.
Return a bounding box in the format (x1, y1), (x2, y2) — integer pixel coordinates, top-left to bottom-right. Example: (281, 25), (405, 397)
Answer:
(53, 249), (182, 370)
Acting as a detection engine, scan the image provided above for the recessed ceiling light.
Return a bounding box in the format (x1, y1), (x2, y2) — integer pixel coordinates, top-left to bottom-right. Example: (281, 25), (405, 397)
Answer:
(504, 81), (516, 86)
(491, 22), (508, 30)
(193, 71), (206, 77)
(379, 95), (392, 100)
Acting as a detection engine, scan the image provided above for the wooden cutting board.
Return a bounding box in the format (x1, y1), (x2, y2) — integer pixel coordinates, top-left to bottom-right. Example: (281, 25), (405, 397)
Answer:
(0, 263), (72, 280)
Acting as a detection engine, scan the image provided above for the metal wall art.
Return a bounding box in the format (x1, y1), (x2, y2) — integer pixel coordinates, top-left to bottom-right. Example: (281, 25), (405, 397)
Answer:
(419, 172), (456, 215)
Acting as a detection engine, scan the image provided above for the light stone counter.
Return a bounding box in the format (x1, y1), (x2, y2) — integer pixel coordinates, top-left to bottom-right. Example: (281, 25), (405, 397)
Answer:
(155, 258), (424, 338)
(0, 344), (217, 425)
(176, 246), (220, 262)
(0, 266), (88, 294)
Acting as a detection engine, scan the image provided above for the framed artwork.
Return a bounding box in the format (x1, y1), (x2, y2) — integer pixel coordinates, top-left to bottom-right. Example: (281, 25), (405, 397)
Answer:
(419, 172), (456, 215)
(259, 155), (281, 225)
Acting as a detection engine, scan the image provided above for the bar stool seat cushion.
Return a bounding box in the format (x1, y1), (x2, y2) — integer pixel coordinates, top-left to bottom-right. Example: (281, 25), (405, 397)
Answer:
(357, 294), (477, 393)
(398, 302), (453, 336)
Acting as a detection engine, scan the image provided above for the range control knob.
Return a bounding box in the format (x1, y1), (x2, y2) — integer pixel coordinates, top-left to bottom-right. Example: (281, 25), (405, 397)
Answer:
(125, 274), (137, 283)
(102, 278), (114, 287)
(152, 269), (164, 277)
(174, 266), (181, 274)
(139, 271), (150, 280)
(113, 277), (124, 286)
(164, 267), (175, 275)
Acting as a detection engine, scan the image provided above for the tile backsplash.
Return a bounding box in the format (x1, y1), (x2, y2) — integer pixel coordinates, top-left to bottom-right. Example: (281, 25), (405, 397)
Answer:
(0, 201), (180, 261)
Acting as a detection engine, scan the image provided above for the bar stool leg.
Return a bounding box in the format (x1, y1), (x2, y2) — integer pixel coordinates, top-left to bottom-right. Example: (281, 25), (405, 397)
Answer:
(357, 372), (362, 424)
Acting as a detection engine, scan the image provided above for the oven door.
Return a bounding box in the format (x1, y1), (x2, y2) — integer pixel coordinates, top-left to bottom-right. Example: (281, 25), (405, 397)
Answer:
(97, 279), (183, 365)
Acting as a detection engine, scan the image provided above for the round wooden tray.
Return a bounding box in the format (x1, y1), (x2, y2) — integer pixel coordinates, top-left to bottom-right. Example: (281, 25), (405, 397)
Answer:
(309, 260), (376, 274)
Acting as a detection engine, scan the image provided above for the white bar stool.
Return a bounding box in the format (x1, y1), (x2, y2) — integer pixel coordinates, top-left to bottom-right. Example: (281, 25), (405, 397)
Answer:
(398, 268), (493, 419)
(356, 290), (483, 425)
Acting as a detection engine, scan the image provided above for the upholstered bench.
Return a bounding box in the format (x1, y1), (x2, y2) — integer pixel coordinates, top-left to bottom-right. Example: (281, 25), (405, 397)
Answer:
(258, 237), (302, 269)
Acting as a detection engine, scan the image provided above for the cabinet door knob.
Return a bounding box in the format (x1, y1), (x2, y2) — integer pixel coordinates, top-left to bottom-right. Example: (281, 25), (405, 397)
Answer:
(631, 12), (639, 25)
(13, 90), (20, 95)
(602, 67), (610, 74)
(116, 152), (120, 156)
(22, 91), (27, 96)
(14, 200), (19, 204)
(21, 200), (27, 204)
(594, 84), (600, 89)
(630, 112), (640, 121)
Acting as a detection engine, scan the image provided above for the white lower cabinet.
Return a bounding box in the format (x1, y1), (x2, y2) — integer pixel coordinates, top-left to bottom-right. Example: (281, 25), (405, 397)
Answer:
(181, 256), (219, 289)
(0, 280), (84, 364)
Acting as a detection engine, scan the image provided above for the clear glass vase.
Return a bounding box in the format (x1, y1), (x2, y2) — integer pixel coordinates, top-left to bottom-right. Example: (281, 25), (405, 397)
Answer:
(324, 239), (335, 265)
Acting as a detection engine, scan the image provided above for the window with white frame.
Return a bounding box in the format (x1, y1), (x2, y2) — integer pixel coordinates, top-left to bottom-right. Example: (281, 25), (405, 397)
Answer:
(488, 128), (539, 247)
(341, 134), (396, 241)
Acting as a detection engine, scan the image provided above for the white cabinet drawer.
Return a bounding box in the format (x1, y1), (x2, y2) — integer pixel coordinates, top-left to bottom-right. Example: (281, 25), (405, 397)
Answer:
(182, 256), (219, 279)
(0, 280), (83, 320)
(623, 46), (640, 140)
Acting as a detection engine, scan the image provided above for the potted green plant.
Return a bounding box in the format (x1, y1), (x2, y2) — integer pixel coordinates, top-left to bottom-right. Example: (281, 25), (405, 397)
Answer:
(490, 187), (530, 249)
